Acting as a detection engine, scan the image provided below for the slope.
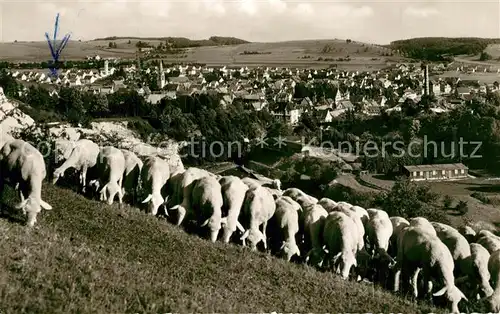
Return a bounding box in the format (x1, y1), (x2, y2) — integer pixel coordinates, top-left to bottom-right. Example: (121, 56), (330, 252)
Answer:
(0, 183), (440, 313)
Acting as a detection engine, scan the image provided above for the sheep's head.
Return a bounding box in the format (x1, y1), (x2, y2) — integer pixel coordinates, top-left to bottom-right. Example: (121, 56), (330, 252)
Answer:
(142, 193), (167, 216)
(433, 285), (468, 314)
(201, 216), (222, 243)
(333, 251), (357, 280)
(52, 168), (65, 184)
(15, 197), (52, 227)
(220, 217), (245, 243)
(240, 228), (266, 250)
(280, 241), (301, 261)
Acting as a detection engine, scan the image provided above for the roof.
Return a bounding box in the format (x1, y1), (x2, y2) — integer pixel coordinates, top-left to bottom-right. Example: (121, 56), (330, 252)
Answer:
(403, 163), (468, 172)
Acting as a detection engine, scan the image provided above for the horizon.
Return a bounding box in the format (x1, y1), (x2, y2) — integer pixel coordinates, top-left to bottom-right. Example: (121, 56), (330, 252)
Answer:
(1, 1), (499, 45)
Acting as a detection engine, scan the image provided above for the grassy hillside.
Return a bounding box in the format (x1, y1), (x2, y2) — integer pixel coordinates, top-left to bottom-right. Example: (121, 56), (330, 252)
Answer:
(0, 39), (401, 68)
(0, 183), (440, 313)
(93, 36), (250, 47)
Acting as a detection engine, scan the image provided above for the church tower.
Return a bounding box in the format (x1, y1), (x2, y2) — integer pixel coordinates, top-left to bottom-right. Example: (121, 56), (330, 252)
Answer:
(159, 61), (165, 89)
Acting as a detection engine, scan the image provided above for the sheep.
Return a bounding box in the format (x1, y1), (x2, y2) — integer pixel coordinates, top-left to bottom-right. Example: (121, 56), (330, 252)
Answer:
(330, 204), (365, 251)
(318, 198), (337, 213)
(486, 250), (500, 313)
(395, 226), (468, 313)
(140, 156), (170, 216)
(302, 203), (328, 267)
(241, 177), (261, 190)
(169, 167), (212, 226)
(459, 243), (493, 299)
(190, 176), (224, 243)
(431, 222), (471, 277)
(52, 139), (100, 193)
(92, 146), (125, 205)
(120, 149), (143, 205)
(323, 211), (359, 280)
(269, 196), (301, 261)
(240, 185), (276, 251)
(282, 188), (317, 205)
(388, 216), (409, 257)
(458, 225), (477, 243)
(409, 217), (436, 236)
(218, 176), (247, 243)
(0, 139), (53, 227)
(350, 205), (369, 226)
(477, 230), (500, 253)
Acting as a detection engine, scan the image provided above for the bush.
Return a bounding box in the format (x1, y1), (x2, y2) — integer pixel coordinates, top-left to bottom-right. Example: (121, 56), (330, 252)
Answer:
(455, 200), (469, 215)
(471, 192), (490, 204)
(442, 195), (453, 208)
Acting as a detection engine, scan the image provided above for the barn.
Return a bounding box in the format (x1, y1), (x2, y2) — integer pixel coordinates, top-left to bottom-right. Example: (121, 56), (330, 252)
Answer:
(403, 163), (469, 181)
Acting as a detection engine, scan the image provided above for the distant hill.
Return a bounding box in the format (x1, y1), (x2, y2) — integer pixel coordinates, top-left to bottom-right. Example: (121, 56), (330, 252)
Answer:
(93, 36), (250, 48)
(388, 37), (500, 61)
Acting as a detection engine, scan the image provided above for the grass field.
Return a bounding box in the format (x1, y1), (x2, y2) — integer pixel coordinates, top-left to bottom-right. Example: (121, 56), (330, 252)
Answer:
(435, 71), (500, 84)
(0, 182), (443, 313)
(0, 38), (402, 69)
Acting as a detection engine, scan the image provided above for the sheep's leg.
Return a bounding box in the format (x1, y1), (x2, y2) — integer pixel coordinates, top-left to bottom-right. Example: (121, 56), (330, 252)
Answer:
(411, 268), (420, 299)
(81, 166), (88, 193)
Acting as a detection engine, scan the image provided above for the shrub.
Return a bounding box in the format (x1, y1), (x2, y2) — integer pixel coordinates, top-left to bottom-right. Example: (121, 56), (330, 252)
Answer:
(442, 195), (453, 208)
(455, 200), (469, 215)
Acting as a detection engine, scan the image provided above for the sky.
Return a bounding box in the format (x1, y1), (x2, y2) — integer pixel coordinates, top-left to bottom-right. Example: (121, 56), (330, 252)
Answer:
(0, 0), (499, 44)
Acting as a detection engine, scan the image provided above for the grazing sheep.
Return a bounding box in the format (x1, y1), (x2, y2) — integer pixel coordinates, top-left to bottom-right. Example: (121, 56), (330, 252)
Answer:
(269, 196), (301, 261)
(219, 176), (247, 243)
(302, 203), (328, 266)
(93, 146), (125, 205)
(282, 188), (317, 205)
(0, 139), (53, 227)
(52, 139), (100, 192)
(477, 230), (500, 254)
(395, 226), (467, 313)
(366, 208), (393, 252)
(190, 176), (224, 243)
(388, 216), (409, 257)
(241, 177), (262, 190)
(169, 167), (212, 226)
(486, 250), (500, 313)
(458, 225), (477, 243)
(120, 149), (143, 204)
(459, 243), (493, 299)
(240, 186), (276, 250)
(323, 211), (358, 280)
(140, 156), (170, 215)
(318, 198), (337, 213)
(409, 217), (436, 236)
(351, 205), (369, 226)
(330, 204), (365, 251)
(431, 222), (471, 276)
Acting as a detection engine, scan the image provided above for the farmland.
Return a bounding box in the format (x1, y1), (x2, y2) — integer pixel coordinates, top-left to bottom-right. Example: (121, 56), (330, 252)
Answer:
(0, 38), (402, 69)
(0, 183), (440, 313)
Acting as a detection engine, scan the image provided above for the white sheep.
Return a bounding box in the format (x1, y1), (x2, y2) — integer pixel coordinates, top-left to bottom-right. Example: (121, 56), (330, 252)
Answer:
(388, 216), (409, 257)
(477, 230), (500, 254)
(486, 250), (500, 313)
(318, 198), (337, 213)
(218, 176), (247, 243)
(270, 196), (301, 261)
(350, 205), (369, 226)
(366, 208), (393, 252)
(459, 243), (493, 299)
(140, 156), (170, 216)
(458, 225), (477, 243)
(120, 149), (143, 204)
(0, 139), (53, 227)
(169, 167), (212, 226)
(282, 188), (317, 206)
(323, 211), (358, 280)
(93, 146), (125, 205)
(395, 226), (467, 313)
(409, 217), (436, 236)
(52, 139), (100, 193)
(431, 222), (471, 276)
(330, 204), (365, 251)
(240, 185), (276, 250)
(190, 175), (224, 243)
(302, 203), (328, 266)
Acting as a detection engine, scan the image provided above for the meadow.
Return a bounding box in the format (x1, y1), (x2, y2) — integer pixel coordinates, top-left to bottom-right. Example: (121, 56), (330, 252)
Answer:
(0, 182), (441, 313)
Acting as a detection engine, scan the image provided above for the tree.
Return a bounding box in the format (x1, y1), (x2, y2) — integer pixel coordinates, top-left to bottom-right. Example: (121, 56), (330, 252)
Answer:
(479, 51), (491, 61)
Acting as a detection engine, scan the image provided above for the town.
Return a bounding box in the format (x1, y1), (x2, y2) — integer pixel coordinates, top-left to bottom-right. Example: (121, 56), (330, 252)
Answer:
(1, 5), (500, 312)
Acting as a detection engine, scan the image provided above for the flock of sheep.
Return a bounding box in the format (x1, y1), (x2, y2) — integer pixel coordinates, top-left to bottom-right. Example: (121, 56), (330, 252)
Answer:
(1, 134), (500, 313)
